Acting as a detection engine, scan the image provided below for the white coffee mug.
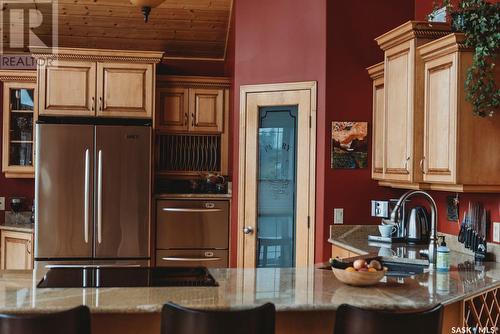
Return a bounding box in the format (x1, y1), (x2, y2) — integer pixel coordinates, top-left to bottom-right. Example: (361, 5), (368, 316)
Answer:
(378, 224), (396, 237)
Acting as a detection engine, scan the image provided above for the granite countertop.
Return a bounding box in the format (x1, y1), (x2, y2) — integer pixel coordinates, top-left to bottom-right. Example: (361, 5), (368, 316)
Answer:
(328, 224), (500, 264)
(0, 222), (34, 233)
(155, 193), (232, 199)
(327, 225), (430, 265)
(0, 255), (499, 314)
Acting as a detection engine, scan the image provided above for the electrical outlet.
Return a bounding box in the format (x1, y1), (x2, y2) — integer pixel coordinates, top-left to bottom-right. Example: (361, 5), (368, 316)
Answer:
(493, 222), (500, 243)
(334, 208), (344, 224)
(0, 197), (4, 211)
(371, 200), (389, 218)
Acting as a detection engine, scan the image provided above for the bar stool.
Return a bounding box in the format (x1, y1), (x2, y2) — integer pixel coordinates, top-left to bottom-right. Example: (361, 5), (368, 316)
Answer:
(161, 302), (275, 334)
(0, 305), (91, 334)
(334, 304), (443, 334)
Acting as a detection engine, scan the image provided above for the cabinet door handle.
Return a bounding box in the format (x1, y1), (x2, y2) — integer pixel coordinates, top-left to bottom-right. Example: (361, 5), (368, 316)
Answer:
(191, 113), (195, 127)
(404, 156), (410, 171)
(184, 113), (188, 125)
(91, 97), (95, 111)
(27, 241), (31, 254)
(419, 157), (426, 174)
(161, 257), (221, 262)
(99, 97), (103, 111)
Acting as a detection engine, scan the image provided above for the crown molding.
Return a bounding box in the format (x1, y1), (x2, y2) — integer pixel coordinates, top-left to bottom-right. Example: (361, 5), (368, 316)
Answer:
(0, 70), (36, 83)
(375, 21), (451, 51)
(31, 47), (164, 64)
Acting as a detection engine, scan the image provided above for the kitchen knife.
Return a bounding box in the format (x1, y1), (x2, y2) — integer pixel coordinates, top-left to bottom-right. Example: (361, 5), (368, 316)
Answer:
(473, 203), (479, 251)
(465, 203), (473, 249)
(458, 211), (467, 243)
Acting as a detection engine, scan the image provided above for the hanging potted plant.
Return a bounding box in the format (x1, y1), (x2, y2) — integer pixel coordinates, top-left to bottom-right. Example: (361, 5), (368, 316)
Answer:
(429, 0), (500, 117)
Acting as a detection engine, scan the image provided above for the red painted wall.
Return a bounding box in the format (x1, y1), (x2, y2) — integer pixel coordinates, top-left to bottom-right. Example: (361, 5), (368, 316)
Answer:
(157, 59), (226, 76)
(0, 85), (35, 223)
(230, 0), (327, 266)
(321, 0), (415, 261)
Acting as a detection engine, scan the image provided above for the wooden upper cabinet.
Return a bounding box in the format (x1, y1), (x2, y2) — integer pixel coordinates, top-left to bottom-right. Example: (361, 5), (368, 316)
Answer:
(0, 71), (37, 178)
(96, 62), (154, 118)
(155, 76), (229, 134)
(421, 52), (457, 184)
(371, 27), (500, 192)
(38, 60), (96, 117)
(384, 45), (414, 182)
(34, 48), (163, 119)
(374, 21), (450, 188)
(189, 88), (224, 133)
(367, 63), (384, 180)
(157, 87), (189, 132)
(418, 33), (500, 192)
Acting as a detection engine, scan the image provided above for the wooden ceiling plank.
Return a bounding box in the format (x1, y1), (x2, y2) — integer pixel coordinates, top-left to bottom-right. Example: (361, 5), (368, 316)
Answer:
(55, 0), (231, 10)
(6, 0), (233, 60)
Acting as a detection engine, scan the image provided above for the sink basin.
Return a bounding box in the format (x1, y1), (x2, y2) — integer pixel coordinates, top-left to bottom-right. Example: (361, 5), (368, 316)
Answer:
(381, 260), (426, 277)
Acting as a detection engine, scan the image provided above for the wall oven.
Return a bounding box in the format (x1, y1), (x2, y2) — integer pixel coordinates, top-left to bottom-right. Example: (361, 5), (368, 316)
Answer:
(156, 200), (229, 267)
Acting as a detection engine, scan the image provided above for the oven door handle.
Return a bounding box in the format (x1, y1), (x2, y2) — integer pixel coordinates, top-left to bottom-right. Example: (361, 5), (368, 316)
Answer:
(162, 208), (222, 213)
(161, 257), (222, 262)
(44, 264), (142, 269)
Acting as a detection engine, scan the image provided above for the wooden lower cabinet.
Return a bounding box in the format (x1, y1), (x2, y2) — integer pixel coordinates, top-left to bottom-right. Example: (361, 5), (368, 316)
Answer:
(90, 304), (465, 334)
(0, 230), (33, 270)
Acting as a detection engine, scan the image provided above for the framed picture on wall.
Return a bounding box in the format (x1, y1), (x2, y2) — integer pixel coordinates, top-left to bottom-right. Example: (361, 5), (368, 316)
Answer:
(331, 121), (368, 169)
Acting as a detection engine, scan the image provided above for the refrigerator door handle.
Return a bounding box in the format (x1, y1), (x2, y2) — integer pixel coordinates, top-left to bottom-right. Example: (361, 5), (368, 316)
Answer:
(84, 149), (90, 243)
(97, 149), (103, 244)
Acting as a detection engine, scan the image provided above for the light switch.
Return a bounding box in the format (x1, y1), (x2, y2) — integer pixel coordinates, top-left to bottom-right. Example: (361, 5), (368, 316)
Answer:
(334, 208), (344, 224)
(493, 222), (500, 243)
(0, 197), (4, 211)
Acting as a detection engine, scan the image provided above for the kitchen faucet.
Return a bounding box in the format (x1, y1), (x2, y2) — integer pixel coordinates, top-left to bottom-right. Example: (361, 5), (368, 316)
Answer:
(389, 190), (438, 267)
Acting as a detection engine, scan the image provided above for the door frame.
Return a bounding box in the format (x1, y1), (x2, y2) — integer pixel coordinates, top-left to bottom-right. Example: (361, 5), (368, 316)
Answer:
(237, 81), (317, 268)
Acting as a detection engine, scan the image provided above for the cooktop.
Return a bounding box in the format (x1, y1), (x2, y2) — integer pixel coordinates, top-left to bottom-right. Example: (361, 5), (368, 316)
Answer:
(37, 267), (218, 288)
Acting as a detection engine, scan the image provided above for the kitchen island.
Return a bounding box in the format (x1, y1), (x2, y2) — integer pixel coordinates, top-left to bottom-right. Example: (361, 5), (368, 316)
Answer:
(0, 252), (499, 334)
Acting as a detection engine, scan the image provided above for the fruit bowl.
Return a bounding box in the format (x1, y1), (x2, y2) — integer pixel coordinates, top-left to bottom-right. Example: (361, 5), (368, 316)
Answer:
(331, 267), (385, 287)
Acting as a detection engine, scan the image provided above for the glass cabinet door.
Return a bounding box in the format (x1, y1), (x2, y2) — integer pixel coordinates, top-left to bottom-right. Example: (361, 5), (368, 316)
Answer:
(2, 80), (36, 178)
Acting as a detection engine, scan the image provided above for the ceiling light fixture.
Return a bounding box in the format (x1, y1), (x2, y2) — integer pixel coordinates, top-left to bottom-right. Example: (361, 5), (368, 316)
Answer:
(129, 0), (165, 23)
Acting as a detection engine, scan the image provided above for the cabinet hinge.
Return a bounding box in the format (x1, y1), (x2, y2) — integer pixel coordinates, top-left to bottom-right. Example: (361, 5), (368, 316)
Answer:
(309, 115), (312, 128)
(307, 216), (310, 229)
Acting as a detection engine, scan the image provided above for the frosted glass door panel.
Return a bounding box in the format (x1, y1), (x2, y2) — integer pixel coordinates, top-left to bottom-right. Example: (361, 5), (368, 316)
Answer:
(257, 106), (298, 268)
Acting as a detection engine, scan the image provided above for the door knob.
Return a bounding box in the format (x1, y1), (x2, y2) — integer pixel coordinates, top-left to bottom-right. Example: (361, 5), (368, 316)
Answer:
(243, 226), (254, 235)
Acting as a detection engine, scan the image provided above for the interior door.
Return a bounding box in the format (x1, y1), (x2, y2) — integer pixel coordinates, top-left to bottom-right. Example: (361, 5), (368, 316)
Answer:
(94, 125), (151, 259)
(240, 86), (316, 268)
(35, 124), (94, 259)
(96, 62), (153, 118)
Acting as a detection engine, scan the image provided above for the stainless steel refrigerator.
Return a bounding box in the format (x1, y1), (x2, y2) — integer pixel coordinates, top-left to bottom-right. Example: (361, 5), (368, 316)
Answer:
(35, 123), (151, 268)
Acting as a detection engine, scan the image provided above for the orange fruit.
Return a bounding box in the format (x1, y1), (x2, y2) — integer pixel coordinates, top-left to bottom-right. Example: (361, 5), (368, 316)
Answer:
(368, 268), (377, 273)
(345, 267), (356, 272)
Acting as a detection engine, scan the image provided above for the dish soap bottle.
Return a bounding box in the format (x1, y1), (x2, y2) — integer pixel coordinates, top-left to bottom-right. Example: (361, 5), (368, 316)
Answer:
(436, 236), (450, 271)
